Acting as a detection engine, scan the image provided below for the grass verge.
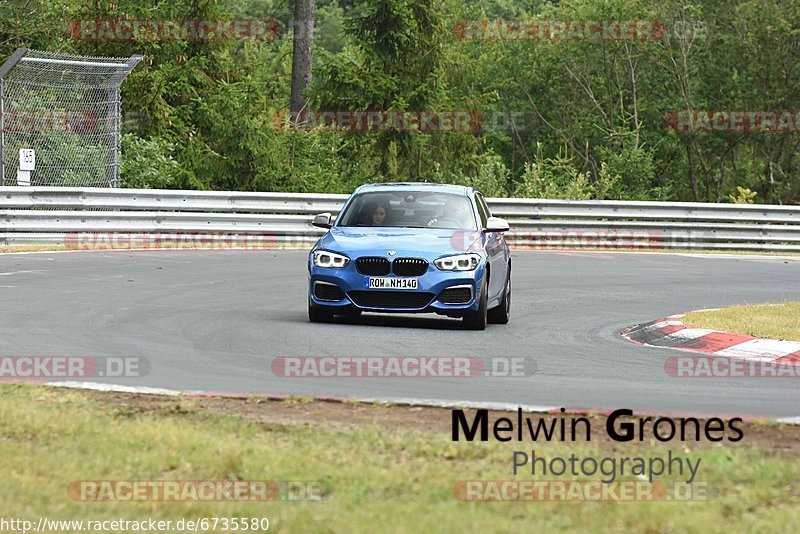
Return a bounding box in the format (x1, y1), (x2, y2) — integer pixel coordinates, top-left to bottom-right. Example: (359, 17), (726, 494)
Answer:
(1, 385), (799, 532)
(683, 302), (800, 341)
(0, 244), (68, 254)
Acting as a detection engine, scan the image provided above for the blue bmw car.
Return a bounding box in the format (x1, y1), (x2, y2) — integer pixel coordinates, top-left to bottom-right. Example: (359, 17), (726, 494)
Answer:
(307, 183), (511, 330)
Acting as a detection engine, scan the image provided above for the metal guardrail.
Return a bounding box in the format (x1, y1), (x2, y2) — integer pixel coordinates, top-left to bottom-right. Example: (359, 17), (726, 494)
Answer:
(2, 187), (799, 252)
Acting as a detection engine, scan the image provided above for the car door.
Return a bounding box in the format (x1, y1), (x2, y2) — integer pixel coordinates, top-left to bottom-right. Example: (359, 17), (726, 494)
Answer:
(475, 192), (508, 302)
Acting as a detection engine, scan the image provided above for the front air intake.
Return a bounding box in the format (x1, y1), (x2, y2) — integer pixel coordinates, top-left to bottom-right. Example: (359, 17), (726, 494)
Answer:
(314, 282), (346, 301)
(438, 285), (473, 304)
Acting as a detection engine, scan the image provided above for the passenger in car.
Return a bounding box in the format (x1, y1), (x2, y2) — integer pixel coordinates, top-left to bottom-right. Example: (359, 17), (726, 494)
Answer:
(371, 202), (388, 226)
(360, 201), (391, 226)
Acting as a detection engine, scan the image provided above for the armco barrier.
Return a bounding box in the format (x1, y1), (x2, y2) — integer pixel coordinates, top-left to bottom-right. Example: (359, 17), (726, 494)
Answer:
(1, 187), (799, 252)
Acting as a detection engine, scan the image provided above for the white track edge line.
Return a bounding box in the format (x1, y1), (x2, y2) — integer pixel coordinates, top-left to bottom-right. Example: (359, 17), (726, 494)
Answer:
(43, 381), (560, 412)
(40, 381), (800, 424)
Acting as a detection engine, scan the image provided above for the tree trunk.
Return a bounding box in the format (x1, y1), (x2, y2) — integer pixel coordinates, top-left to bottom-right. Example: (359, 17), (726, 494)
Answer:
(290, 0), (315, 119)
(686, 144), (700, 201)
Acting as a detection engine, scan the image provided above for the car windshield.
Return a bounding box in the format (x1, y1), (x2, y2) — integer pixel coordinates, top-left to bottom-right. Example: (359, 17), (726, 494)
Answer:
(336, 191), (478, 230)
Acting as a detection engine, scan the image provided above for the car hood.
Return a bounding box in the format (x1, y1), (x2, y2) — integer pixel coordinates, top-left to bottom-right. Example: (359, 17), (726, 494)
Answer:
(315, 226), (483, 260)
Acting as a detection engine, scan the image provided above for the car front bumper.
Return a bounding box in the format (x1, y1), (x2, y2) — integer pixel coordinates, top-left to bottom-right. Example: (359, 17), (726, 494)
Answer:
(308, 261), (485, 316)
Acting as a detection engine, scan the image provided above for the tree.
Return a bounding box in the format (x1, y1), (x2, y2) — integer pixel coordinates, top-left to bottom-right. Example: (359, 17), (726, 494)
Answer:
(290, 0), (316, 115)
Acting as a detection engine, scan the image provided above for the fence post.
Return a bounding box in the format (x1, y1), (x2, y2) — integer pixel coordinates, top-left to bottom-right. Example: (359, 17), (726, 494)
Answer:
(0, 48), (29, 187)
(106, 55), (143, 187)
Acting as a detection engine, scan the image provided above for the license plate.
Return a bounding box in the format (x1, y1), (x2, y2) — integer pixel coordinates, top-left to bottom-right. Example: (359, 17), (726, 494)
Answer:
(368, 277), (418, 290)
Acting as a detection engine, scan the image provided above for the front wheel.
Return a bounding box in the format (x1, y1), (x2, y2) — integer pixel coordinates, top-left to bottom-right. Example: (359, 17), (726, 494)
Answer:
(463, 276), (488, 330)
(308, 300), (333, 323)
(487, 270), (511, 324)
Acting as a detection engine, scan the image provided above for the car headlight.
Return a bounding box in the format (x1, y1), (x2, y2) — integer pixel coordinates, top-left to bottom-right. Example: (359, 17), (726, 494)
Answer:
(312, 250), (350, 268)
(434, 253), (480, 271)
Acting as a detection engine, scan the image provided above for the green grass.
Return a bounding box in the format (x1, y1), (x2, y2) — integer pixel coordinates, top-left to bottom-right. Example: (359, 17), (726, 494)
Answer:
(0, 244), (68, 253)
(684, 302), (800, 341)
(1, 385), (799, 532)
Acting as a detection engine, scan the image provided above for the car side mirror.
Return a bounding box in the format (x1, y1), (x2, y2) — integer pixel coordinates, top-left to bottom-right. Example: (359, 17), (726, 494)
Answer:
(312, 213), (333, 229)
(485, 216), (510, 233)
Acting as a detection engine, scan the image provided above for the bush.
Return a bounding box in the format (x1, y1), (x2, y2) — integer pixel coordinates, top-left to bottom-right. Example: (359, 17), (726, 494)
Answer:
(729, 186), (758, 204)
(515, 144), (595, 200)
(120, 133), (185, 189)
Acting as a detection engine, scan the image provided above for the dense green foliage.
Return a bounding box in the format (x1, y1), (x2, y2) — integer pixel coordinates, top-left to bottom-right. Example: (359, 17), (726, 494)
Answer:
(1, 0), (798, 202)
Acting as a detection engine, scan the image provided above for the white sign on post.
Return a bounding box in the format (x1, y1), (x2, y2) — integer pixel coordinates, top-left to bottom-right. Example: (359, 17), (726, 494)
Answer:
(17, 149), (35, 186)
(19, 148), (35, 171)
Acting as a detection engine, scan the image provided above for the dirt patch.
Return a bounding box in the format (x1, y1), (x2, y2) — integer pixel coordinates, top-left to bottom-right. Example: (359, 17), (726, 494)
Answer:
(78, 389), (800, 455)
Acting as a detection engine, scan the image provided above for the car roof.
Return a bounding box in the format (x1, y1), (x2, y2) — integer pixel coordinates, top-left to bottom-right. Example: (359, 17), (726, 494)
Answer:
(354, 182), (473, 196)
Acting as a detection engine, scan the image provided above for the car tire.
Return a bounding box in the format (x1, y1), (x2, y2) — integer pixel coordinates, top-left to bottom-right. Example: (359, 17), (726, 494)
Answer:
(463, 275), (488, 330)
(308, 300), (333, 323)
(488, 270), (511, 324)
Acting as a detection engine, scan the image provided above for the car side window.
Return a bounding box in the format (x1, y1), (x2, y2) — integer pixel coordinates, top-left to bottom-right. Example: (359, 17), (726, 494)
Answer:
(474, 193), (489, 228)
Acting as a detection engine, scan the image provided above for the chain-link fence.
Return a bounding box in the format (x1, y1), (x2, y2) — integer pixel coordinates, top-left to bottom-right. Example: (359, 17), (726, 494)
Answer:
(0, 49), (142, 187)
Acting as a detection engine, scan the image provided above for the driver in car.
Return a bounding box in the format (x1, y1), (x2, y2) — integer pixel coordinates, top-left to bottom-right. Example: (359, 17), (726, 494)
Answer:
(427, 198), (475, 229)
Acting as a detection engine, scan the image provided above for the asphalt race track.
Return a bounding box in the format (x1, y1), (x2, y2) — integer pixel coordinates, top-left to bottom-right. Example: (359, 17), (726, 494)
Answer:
(1, 249), (798, 417)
